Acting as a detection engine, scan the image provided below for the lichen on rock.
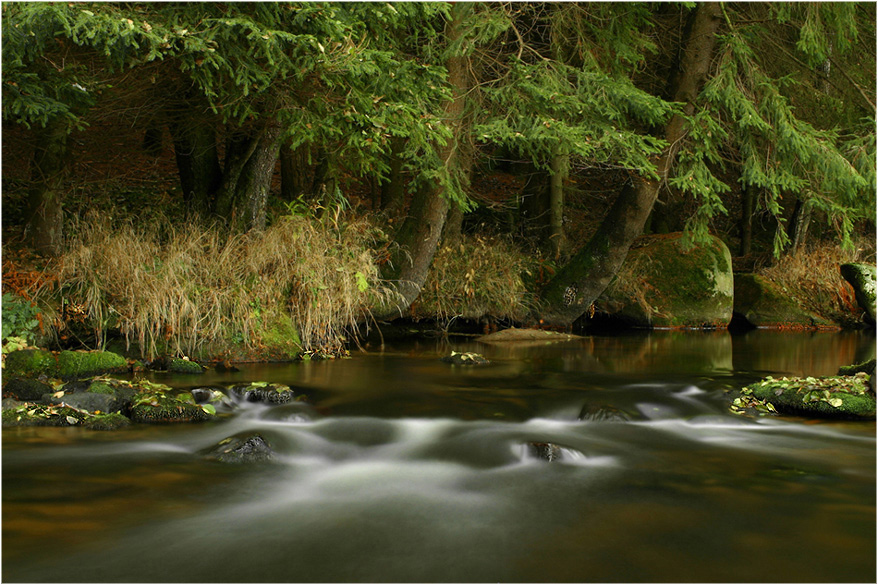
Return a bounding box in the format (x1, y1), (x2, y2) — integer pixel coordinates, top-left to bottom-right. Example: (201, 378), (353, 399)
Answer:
(840, 263), (877, 323)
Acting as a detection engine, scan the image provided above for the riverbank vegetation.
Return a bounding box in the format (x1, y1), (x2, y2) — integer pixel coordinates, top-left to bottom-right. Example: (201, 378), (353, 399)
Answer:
(2, 2), (875, 360)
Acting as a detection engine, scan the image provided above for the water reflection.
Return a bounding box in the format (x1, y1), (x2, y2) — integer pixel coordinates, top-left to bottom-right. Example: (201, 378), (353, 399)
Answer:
(2, 330), (874, 582)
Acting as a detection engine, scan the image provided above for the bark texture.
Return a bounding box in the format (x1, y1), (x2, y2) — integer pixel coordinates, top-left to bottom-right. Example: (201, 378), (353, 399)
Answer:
(26, 121), (69, 256)
(539, 2), (723, 326)
(375, 4), (470, 318)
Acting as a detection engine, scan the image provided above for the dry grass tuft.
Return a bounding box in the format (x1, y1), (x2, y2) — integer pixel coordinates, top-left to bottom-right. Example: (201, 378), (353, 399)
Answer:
(412, 234), (537, 323)
(37, 211), (396, 358)
(758, 241), (868, 326)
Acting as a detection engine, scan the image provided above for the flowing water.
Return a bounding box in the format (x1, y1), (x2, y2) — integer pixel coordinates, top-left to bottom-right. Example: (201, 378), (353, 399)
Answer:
(3, 329), (875, 582)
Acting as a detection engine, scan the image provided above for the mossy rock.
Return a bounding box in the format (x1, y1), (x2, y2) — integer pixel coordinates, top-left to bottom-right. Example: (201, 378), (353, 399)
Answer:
(2, 377), (54, 401)
(840, 263), (876, 323)
(84, 412), (131, 431)
(3, 349), (57, 378)
(229, 382), (297, 404)
(733, 274), (835, 329)
(57, 350), (128, 380)
(202, 433), (275, 464)
(595, 233), (733, 328)
(440, 351), (490, 365)
(2, 402), (120, 428)
(128, 385), (216, 424)
(743, 373), (875, 420)
(167, 358), (205, 375)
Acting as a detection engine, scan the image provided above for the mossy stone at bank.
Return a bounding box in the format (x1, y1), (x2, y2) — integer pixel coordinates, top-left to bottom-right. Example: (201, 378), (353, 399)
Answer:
(743, 373), (875, 420)
(595, 233), (733, 328)
(3, 349), (57, 378)
(733, 274), (835, 329)
(840, 263), (876, 323)
(56, 350), (128, 379)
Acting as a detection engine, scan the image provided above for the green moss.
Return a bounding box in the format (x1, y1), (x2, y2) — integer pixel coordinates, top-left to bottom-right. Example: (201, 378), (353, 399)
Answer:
(3, 349), (57, 378)
(85, 381), (117, 394)
(838, 359), (876, 377)
(258, 313), (302, 359)
(129, 387), (216, 423)
(167, 358), (204, 374)
(84, 412), (131, 431)
(743, 373), (875, 420)
(57, 350), (128, 380)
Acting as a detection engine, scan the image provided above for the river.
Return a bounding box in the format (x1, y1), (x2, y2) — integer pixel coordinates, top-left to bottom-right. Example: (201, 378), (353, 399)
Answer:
(2, 329), (875, 582)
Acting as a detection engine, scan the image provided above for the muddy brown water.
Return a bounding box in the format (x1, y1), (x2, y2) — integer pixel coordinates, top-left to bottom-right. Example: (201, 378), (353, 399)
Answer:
(3, 329), (875, 582)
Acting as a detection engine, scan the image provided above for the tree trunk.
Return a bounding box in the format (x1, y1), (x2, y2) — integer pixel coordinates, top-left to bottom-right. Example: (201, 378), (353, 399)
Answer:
(519, 163), (551, 247)
(280, 142), (309, 202)
(168, 113), (222, 214)
(539, 2), (723, 326)
(375, 3), (471, 318)
(26, 121), (69, 256)
(214, 124), (283, 231)
(548, 148), (568, 259)
(740, 183), (755, 256)
(786, 197), (812, 253)
(380, 136), (406, 216)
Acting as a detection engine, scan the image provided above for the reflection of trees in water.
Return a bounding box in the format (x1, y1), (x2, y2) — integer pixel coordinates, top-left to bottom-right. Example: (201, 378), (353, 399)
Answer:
(731, 330), (874, 377)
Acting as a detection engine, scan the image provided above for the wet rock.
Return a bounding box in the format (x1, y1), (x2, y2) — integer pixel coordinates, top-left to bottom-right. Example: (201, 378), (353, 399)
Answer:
(203, 433), (275, 464)
(595, 233), (734, 328)
(440, 351), (490, 365)
(528, 442), (563, 462)
(129, 384), (216, 424)
(741, 374), (875, 420)
(56, 350), (128, 380)
(838, 359), (875, 393)
(3, 377), (54, 401)
(43, 391), (118, 414)
(840, 263), (876, 323)
(3, 349), (57, 378)
(733, 274), (835, 329)
(579, 404), (633, 422)
(230, 382), (297, 404)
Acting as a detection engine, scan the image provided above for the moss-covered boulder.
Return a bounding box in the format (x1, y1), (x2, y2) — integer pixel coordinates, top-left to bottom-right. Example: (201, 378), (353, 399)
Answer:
(595, 233), (733, 328)
(3, 349), (57, 378)
(128, 382), (217, 423)
(733, 274), (835, 329)
(229, 382), (297, 404)
(167, 357), (205, 374)
(741, 373), (875, 420)
(840, 263), (876, 323)
(57, 350), (128, 380)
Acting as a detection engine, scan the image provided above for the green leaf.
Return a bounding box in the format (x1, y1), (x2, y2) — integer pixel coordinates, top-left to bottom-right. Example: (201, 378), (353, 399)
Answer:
(200, 403), (217, 415)
(355, 271), (369, 292)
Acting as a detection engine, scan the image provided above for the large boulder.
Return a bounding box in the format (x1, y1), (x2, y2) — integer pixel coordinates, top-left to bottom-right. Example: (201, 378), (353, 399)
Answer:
(840, 263), (876, 324)
(595, 233), (733, 328)
(733, 274), (835, 329)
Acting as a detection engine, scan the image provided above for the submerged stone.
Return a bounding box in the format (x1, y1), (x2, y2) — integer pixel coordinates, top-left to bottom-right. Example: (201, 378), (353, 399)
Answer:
(440, 351), (490, 365)
(477, 328), (580, 343)
(595, 233), (734, 328)
(528, 442), (563, 462)
(579, 404), (633, 422)
(840, 263), (876, 323)
(202, 433), (275, 464)
(733, 274), (835, 329)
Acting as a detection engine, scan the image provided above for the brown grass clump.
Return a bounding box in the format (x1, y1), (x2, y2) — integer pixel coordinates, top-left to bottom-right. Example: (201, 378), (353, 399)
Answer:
(35, 211), (395, 359)
(758, 241), (868, 326)
(412, 234), (537, 323)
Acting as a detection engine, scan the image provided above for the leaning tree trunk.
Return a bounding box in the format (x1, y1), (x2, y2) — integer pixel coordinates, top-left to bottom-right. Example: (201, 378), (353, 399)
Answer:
(539, 2), (723, 326)
(26, 120), (69, 256)
(374, 3), (471, 319)
(380, 136), (406, 217)
(548, 147), (569, 259)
